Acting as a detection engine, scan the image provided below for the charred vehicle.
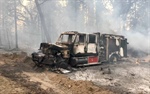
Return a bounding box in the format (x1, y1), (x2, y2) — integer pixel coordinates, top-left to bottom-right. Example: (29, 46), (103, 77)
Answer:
(32, 31), (128, 69)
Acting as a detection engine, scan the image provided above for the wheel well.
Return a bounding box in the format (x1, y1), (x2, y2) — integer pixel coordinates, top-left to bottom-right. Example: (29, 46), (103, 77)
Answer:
(109, 53), (120, 62)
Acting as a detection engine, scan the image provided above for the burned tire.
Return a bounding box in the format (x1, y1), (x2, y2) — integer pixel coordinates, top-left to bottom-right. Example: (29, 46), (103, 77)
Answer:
(59, 61), (68, 69)
(109, 54), (119, 63)
(32, 52), (45, 67)
(69, 59), (77, 67)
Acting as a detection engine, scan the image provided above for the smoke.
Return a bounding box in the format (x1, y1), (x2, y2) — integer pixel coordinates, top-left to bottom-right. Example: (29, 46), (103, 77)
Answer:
(41, 0), (150, 54)
(123, 31), (149, 56)
(0, 0), (149, 55)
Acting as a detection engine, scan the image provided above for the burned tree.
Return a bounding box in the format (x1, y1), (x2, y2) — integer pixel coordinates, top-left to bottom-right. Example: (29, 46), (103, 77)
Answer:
(35, 0), (51, 43)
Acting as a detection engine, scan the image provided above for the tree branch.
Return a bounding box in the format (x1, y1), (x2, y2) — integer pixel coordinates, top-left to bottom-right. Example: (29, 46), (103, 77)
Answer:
(18, 0), (33, 20)
(17, 18), (26, 22)
(39, 0), (50, 5)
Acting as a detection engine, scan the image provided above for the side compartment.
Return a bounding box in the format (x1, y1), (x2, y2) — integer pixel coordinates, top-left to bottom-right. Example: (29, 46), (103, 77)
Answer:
(70, 56), (100, 67)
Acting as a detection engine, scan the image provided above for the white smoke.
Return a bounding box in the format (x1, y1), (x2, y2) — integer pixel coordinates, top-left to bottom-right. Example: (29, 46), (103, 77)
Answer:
(40, 0), (150, 55)
(1, 0), (149, 55)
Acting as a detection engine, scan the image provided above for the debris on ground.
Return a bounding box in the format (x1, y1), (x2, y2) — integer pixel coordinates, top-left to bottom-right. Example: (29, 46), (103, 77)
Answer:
(0, 50), (150, 94)
(0, 50), (115, 94)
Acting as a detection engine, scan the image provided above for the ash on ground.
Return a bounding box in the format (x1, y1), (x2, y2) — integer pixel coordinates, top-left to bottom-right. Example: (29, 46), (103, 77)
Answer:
(67, 57), (150, 94)
(0, 49), (150, 94)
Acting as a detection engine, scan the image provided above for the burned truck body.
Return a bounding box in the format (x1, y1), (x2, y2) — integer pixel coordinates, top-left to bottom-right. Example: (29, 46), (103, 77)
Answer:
(32, 31), (128, 69)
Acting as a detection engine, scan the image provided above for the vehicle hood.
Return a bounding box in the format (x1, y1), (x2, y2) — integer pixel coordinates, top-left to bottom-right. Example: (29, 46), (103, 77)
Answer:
(40, 43), (69, 51)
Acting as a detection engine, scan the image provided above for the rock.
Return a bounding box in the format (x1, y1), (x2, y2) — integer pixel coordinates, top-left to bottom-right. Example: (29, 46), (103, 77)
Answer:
(130, 73), (135, 76)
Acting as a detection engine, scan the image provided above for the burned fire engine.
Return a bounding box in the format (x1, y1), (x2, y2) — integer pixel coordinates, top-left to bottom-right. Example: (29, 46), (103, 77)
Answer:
(32, 31), (128, 69)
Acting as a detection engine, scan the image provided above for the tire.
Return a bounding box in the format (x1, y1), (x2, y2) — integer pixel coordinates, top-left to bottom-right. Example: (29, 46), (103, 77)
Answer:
(109, 54), (119, 63)
(59, 61), (68, 69)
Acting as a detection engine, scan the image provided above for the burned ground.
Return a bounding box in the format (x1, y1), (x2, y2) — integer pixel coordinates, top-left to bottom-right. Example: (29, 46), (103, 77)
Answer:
(67, 58), (150, 94)
(0, 52), (56, 94)
(0, 50), (149, 94)
(0, 50), (114, 94)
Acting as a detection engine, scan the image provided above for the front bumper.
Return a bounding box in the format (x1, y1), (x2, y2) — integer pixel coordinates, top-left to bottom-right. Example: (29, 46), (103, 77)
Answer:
(32, 52), (45, 63)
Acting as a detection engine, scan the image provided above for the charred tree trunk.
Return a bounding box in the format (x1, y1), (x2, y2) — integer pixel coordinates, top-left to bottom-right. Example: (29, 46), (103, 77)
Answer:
(35, 0), (51, 43)
(14, 0), (18, 49)
(0, 0), (2, 46)
(73, 0), (78, 30)
(0, 0), (6, 47)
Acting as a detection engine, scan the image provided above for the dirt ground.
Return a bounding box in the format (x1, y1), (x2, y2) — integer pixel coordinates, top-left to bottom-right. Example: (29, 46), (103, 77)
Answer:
(0, 50), (115, 94)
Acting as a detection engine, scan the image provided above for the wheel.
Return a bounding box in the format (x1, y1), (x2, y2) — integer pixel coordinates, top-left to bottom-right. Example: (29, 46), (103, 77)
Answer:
(109, 54), (119, 63)
(69, 59), (77, 67)
(58, 61), (68, 69)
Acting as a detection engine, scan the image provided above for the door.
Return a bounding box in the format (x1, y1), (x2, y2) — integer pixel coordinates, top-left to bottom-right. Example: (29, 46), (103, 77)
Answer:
(87, 34), (97, 54)
(73, 34), (86, 55)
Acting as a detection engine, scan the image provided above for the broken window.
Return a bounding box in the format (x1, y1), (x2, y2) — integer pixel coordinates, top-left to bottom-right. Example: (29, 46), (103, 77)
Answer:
(89, 34), (96, 43)
(68, 35), (75, 43)
(75, 34), (86, 43)
(61, 35), (69, 42)
(79, 35), (85, 43)
(58, 34), (75, 43)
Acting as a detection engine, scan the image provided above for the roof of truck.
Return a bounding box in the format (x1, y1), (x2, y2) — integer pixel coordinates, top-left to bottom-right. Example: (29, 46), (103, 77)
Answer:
(61, 31), (125, 39)
(61, 31), (79, 34)
(61, 31), (87, 35)
(102, 34), (125, 38)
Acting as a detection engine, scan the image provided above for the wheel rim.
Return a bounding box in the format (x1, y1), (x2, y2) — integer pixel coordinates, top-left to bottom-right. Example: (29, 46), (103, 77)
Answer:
(113, 56), (117, 62)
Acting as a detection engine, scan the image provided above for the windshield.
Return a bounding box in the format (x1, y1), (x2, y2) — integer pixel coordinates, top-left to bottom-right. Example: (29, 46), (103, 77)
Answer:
(57, 34), (76, 43)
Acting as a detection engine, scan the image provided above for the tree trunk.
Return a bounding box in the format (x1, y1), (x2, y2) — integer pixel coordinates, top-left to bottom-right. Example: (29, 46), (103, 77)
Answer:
(14, 0), (18, 49)
(0, 0), (3, 46)
(35, 0), (51, 43)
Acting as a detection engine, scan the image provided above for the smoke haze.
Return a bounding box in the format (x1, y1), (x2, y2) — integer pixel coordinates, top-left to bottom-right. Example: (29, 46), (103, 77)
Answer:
(0, 0), (149, 55)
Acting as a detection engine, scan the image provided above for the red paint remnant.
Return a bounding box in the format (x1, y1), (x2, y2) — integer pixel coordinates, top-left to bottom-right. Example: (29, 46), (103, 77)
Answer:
(88, 56), (98, 63)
